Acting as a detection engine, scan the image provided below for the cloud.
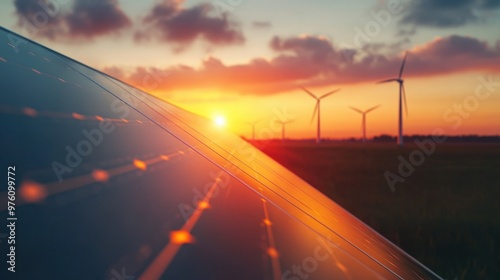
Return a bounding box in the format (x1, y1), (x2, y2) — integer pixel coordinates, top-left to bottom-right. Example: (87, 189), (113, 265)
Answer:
(136, 0), (244, 47)
(14, 0), (65, 39)
(65, 0), (131, 37)
(406, 35), (500, 75)
(103, 34), (500, 96)
(14, 0), (131, 40)
(400, 0), (500, 27)
(270, 35), (339, 63)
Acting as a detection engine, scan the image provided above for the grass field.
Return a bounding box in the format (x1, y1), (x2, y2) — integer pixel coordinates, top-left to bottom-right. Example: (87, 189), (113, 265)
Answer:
(256, 141), (500, 280)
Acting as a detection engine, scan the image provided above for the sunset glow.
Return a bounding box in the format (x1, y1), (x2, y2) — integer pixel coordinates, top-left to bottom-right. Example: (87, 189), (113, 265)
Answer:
(1, 0), (498, 139)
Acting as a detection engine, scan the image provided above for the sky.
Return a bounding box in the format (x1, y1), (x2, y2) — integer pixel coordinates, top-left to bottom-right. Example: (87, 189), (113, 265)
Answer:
(1, 0), (500, 139)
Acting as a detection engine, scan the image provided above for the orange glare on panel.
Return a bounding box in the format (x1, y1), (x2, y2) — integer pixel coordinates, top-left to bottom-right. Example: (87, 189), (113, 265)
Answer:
(263, 219), (272, 226)
(160, 155), (170, 161)
(72, 112), (85, 120)
(19, 181), (47, 203)
(133, 159), (148, 170)
(170, 230), (195, 245)
(95, 115), (104, 121)
(23, 107), (38, 117)
(197, 201), (210, 209)
(91, 169), (110, 182)
(336, 262), (348, 274)
(267, 247), (279, 258)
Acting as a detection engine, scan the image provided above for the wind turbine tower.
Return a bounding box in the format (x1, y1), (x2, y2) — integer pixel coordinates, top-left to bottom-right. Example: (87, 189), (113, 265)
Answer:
(349, 105), (380, 142)
(246, 120), (260, 141)
(276, 120), (294, 142)
(377, 52), (409, 146)
(301, 87), (341, 143)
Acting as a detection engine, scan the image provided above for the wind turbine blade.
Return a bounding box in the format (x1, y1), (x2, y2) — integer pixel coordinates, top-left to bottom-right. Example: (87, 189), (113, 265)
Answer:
(319, 89), (341, 99)
(349, 106), (363, 114)
(402, 84), (408, 117)
(310, 102), (319, 125)
(398, 51), (408, 79)
(377, 78), (398, 84)
(301, 87), (318, 99)
(365, 104), (381, 114)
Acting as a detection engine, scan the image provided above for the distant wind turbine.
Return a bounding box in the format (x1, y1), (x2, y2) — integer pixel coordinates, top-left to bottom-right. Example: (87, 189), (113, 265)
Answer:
(301, 87), (341, 143)
(245, 120), (260, 140)
(377, 52), (409, 146)
(349, 105), (380, 142)
(276, 120), (294, 142)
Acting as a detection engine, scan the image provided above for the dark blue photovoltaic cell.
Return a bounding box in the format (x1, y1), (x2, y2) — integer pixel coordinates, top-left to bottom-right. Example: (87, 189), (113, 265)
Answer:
(0, 27), (442, 280)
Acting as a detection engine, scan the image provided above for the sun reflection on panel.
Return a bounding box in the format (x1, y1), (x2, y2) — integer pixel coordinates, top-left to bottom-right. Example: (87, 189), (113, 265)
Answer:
(72, 112), (85, 120)
(19, 181), (47, 203)
(91, 169), (110, 182)
(23, 107), (38, 117)
(170, 230), (195, 245)
(133, 159), (148, 170)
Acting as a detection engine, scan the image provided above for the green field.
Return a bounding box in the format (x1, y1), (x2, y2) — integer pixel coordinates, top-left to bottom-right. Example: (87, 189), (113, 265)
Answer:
(257, 141), (500, 280)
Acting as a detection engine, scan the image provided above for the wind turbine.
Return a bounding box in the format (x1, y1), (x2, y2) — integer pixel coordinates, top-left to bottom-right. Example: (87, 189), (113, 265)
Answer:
(245, 120), (260, 141)
(349, 105), (380, 142)
(377, 52), (409, 146)
(301, 87), (341, 143)
(276, 120), (294, 142)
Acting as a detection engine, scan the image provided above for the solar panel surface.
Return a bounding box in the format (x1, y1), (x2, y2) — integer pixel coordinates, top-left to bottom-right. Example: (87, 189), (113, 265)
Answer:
(0, 27), (442, 280)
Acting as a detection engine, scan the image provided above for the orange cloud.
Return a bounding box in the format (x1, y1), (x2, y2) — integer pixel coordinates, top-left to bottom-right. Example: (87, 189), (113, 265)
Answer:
(102, 35), (500, 96)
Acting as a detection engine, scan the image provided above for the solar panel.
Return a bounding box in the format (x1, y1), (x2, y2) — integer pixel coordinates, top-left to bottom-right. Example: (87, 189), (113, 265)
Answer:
(0, 27), (442, 280)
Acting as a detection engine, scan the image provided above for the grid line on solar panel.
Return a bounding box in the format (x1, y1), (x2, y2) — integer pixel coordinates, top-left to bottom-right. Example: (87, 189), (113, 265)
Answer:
(0, 52), (83, 88)
(260, 192), (282, 280)
(138, 146), (239, 279)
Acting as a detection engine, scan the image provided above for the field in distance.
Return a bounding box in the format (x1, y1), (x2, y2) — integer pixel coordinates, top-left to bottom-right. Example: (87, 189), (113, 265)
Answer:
(256, 141), (500, 280)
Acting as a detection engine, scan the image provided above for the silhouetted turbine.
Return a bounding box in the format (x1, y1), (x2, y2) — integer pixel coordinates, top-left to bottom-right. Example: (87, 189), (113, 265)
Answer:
(349, 105), (380, 142)
(276, 120), (294, 142)
(377, 52), (409, 146)
(245, 120), (260, 140)
(301, 87), (341, 143)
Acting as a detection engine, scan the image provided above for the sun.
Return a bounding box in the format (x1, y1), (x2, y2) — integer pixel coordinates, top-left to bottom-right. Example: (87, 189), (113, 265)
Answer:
(214, 115), (227, 127)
